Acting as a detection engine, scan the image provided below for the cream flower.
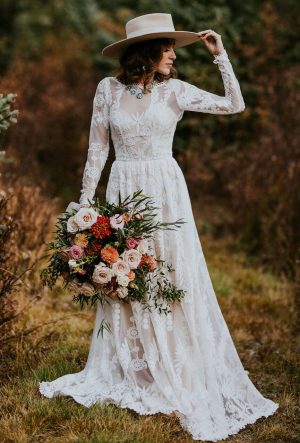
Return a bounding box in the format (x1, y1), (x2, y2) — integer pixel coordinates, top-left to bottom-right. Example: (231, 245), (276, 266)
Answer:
(67, 215), (79, 233)
(68, 259), (78, 268)
(117, 286), (128, 298)
(136, 239), (149, 254)
(75, 207), (98, 231)
(92, 262), (113, 284)
(117, 274), (130, 287)
(121, 249), (142, 269)
(111, 259), (130, 276)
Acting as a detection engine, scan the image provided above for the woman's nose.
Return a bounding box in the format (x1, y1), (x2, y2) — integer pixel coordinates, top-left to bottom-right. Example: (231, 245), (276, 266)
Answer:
(170, 49), (176, 60)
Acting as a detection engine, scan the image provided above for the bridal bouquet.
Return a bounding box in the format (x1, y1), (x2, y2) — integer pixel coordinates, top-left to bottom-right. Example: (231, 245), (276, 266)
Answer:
(40, 190), (186, 335)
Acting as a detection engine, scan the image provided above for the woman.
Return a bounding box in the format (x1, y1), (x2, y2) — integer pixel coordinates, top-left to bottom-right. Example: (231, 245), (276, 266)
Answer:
(39, 13), (278, 441)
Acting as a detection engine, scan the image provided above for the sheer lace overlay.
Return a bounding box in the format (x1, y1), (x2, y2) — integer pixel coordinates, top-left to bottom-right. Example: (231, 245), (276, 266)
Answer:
(40, 50), (278, 441)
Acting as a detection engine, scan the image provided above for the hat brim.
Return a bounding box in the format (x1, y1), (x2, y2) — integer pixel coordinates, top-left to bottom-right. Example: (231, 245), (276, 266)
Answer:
(101, 31), (200, 58)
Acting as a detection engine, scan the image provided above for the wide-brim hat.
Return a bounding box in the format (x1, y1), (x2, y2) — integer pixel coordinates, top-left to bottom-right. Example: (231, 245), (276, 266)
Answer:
(101, 13), (200, 59)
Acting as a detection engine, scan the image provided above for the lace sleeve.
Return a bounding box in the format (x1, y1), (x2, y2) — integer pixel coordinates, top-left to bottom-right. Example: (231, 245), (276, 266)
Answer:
(79, 78), (110, 205)
(175, 50), (245, 115)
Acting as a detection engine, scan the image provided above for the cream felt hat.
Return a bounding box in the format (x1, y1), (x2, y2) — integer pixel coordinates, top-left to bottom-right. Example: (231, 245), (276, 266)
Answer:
(101, 13), (200, 59)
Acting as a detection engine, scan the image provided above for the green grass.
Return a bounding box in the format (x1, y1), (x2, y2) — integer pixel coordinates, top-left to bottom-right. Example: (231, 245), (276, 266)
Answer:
(0, 208), (299, 443)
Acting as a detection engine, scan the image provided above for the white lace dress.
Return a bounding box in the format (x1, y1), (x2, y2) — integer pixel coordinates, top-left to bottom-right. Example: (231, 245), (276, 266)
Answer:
(39, 50), (278, 442)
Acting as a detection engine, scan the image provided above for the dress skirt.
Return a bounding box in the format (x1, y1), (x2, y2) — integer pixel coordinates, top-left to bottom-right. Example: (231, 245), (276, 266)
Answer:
(39, 155), (278, 442)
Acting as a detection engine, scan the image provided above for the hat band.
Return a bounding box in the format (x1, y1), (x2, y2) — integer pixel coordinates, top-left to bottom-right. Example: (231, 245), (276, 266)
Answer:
(127, 26), (175, 39)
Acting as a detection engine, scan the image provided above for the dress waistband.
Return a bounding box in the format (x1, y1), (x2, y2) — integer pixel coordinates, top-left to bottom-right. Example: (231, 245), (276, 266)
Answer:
(114, 153), (173, 162)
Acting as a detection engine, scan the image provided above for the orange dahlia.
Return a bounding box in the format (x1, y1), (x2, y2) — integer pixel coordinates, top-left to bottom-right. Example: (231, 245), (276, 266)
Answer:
(101, 246), (119, 264)
(138, 253), (156, 272)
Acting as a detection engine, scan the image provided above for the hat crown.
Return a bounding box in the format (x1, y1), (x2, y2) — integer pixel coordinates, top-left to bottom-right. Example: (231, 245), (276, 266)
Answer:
(126, 13), (175, 39)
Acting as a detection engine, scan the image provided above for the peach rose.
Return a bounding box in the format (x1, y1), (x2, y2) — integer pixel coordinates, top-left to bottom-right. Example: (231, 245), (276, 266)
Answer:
(112, 259), (130, 277)
(92, 263), (113, 284)
(127, 270), (135, 282)
(122, 213), (131, 223)
(121, 249), (142, 269)
(74, 207), (98, 230)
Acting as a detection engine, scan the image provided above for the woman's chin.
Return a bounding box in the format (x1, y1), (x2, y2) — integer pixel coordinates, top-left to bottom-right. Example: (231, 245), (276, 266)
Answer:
(157, 68), (171, 75)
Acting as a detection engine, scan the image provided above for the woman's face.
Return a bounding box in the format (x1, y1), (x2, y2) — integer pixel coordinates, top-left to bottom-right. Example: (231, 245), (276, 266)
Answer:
(155, 44), (176, 75)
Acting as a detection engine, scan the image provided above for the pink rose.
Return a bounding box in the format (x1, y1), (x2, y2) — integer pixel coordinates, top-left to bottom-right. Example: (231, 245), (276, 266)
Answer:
(126, 237), (139, 249)
(69, 245), (83, 260)
(110, 214), (125, 230)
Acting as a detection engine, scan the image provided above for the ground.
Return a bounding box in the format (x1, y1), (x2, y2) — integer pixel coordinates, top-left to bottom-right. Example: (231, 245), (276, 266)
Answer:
(0, 202), (298, 443)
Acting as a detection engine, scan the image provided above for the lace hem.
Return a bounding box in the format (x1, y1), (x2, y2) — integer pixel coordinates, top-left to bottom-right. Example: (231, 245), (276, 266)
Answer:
(39, 378), (176, 414)
(39, 379), (279, 442)
(177, 401), (279, 442)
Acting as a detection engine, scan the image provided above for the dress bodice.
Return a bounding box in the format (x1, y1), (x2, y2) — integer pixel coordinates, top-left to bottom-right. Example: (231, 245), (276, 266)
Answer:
(109, 77), (178, 162)
(79, 50), (245, 205)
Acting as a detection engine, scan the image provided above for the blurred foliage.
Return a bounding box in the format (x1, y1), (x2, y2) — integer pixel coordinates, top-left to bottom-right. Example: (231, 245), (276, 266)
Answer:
(0, 93), (19, 135)
(0, 0), (299, 276)
(0, 91), (57, 347)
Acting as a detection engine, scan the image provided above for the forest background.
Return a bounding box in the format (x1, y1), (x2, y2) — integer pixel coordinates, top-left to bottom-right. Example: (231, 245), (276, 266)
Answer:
(0, 1), (299, 442)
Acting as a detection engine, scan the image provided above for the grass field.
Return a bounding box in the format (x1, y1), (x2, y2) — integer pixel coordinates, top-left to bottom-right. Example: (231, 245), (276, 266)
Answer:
(0, 203), (299, 443)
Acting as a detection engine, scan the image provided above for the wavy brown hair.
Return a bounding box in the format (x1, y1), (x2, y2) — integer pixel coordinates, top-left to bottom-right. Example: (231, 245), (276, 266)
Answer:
(115, 38), (177, 93)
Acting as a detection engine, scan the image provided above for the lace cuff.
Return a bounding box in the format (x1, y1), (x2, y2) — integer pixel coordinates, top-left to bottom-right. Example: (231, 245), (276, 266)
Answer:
(213, 49), (230, 64)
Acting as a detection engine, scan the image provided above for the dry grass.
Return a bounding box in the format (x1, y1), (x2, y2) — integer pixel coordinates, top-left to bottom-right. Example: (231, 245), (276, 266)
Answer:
(0, 202), (298, 443)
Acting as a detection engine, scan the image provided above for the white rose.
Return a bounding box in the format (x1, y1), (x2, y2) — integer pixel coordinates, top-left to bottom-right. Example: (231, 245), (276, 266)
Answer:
(92, 262), (113, 284)
(121, 249), (142, 269)
(112, 259), (130, 276)
(117, 286), (128, 298)
(68, 259), (78, 268)
(67, 215), (79, 233)
(75, 207), (98, 231)
(117, 274), (130, 287)
(136, 239), (149, 254)
(80, 282), (95, 297)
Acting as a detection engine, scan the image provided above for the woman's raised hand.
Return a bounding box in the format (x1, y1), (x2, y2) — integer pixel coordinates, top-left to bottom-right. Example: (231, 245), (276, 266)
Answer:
(197, 30), (225, 56)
